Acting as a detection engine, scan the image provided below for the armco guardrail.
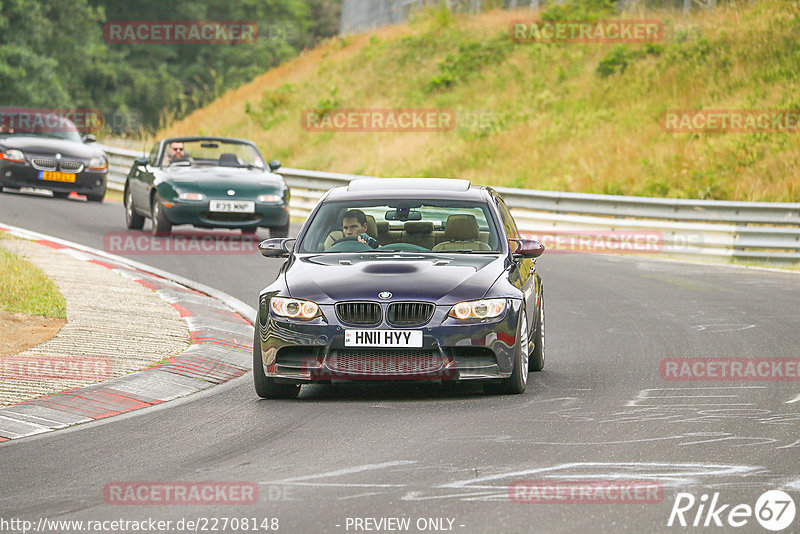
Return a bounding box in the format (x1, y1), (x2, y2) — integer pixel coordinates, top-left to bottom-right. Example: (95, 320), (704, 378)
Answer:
(101, 143), (144, 191)
(100, 144), (800, 265)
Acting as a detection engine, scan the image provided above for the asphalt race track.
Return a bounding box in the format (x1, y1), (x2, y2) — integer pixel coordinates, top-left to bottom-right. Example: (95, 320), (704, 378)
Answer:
(2, 191), (799, 533)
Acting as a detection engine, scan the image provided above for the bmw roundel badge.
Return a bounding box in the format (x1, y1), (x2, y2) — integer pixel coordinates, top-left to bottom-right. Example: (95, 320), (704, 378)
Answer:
(378, 291), (392, 299)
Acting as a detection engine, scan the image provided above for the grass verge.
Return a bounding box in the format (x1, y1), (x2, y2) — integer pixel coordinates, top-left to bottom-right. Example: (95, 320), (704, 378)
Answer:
(0, 240), (67, 318)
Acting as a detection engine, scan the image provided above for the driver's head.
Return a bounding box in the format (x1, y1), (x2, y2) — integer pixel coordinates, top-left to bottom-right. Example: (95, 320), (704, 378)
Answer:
(342, 209), (368, 237)
(167, 142), (185, 160)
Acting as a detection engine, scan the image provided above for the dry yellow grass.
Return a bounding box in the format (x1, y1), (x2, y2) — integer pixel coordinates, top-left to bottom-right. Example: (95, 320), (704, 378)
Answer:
(156, 1), (800, 201)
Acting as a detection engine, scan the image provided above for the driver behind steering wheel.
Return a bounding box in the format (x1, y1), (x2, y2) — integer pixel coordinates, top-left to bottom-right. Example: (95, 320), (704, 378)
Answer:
(342, 209), (378, 248)
(163, 141), (190, 165)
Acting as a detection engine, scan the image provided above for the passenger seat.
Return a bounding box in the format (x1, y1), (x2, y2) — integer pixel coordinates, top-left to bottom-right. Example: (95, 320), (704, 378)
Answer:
(432, 214), (491, 251)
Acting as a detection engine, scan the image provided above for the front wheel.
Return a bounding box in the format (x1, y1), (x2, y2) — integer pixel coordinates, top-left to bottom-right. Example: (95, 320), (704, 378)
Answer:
(86, 191), (105, 203)
(529, 292), (545, 372)
(125, 186), (145, 230)
(253, 326), (300, 399)
(485, 308), (528, 395)
(52, 191), (70, 199)
(151, 194), (172, 236)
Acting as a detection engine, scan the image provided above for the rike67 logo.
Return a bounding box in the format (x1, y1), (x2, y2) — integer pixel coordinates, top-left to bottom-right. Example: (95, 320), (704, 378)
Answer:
(668, 490), (796, 531)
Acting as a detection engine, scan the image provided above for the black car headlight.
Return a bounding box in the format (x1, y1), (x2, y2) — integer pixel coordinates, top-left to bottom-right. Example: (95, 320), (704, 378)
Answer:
(448, 298), (506, 320)
(0, 149), (25, 163)
(270, 297), (320, 320)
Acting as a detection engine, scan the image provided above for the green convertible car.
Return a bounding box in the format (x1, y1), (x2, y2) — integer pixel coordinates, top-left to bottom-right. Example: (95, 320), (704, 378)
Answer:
(124, 136), (290, 236)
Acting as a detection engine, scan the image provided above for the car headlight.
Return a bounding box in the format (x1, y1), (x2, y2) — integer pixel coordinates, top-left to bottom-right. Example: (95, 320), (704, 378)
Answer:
(270, 297), (320, 320)
(178, 192), (206, 201)
(257, 194), (281, 202)
(449, 298), (506, 320)
(88, 155), (107, 171)
(0, 149), (25, 163)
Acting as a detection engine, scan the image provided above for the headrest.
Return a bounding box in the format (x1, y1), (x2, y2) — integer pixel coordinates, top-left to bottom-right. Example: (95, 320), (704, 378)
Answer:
(444, 214), (479, 241)
(218, 153), (239, 167)
(365, 214), (378, 238)
(376, 221), (390, 234)
(403, 221), (434, 234)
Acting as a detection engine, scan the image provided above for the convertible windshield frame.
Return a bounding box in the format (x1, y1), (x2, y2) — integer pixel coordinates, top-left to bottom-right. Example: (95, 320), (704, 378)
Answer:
(157, 137), (266, 169)
(297, 198), (504, 254)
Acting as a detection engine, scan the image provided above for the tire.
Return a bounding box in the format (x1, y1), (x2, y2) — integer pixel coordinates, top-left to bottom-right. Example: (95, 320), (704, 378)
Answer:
(52, 191), (69, 199)
(270, 222), (290, 238)
(125, 186), (145, 230)
(529, 291), (545, 372)
(485, 307), (528, 395)
(151, 193), (172, 236)
(253, 326), (300, 399)
(241, 227), (258, 235)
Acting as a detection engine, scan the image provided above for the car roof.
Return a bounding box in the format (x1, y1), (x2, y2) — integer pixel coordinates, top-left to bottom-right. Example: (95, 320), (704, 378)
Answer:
(326, 178), (491, 202)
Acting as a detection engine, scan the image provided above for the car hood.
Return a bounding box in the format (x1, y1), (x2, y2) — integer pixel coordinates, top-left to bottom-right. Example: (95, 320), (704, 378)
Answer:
(157, 167), (285, 194)
(0, 136), (101, 159)
(285, 253), (506, 305)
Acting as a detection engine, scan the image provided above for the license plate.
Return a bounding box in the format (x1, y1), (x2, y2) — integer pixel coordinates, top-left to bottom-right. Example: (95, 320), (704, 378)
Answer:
(209, 200), (255, 213)
(344, 330), (423, 348)
(39, 170), (76, 183)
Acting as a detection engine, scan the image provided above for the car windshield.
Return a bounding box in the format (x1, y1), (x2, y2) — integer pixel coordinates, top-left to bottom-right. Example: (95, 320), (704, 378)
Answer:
(298, 199), (501, 254)
(160, 139), (265, 169)
(0, 110), (82, 143)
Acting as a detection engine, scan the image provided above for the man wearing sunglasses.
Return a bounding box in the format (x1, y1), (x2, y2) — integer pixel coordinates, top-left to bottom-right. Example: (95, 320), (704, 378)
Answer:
(163, 141), (188, 165)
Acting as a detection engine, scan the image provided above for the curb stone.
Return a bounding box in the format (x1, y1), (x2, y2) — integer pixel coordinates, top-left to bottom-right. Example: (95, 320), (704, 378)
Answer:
(0, 223), (255, 441)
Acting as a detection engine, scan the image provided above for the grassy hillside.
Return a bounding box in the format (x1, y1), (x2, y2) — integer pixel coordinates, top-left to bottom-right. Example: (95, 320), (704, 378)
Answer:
(159, 0), (800, 201)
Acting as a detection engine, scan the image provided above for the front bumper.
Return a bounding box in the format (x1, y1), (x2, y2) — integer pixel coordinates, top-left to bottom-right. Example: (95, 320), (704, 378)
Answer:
(0, 163), (107, 196)
(257, 299), (522, 383)
(162, 201), (290, 229)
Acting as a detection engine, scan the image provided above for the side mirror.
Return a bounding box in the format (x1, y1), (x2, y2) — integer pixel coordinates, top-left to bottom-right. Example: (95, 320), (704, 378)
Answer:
(268, 160), (281, 172)
(134, 157), (149, 167)
(509, 239), (545, 258)
(82, 134), (97, 144)
(259, 238), (295, 257)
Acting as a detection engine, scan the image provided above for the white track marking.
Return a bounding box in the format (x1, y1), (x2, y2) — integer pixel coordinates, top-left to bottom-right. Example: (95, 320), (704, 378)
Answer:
(262, 460), (416, 485)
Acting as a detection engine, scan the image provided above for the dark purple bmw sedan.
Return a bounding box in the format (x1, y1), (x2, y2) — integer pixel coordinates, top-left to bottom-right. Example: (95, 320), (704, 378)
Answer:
(254, 178), (545, 398)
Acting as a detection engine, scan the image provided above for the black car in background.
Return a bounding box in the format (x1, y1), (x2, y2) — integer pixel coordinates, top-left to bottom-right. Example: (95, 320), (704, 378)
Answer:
(254, 178), (546, 399)
(0, 110), (108, 201)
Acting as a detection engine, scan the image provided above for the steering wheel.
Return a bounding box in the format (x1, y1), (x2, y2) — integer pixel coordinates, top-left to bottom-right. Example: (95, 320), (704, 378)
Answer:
(331, 236), (359, 246)
(327, 235), (373, 252)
